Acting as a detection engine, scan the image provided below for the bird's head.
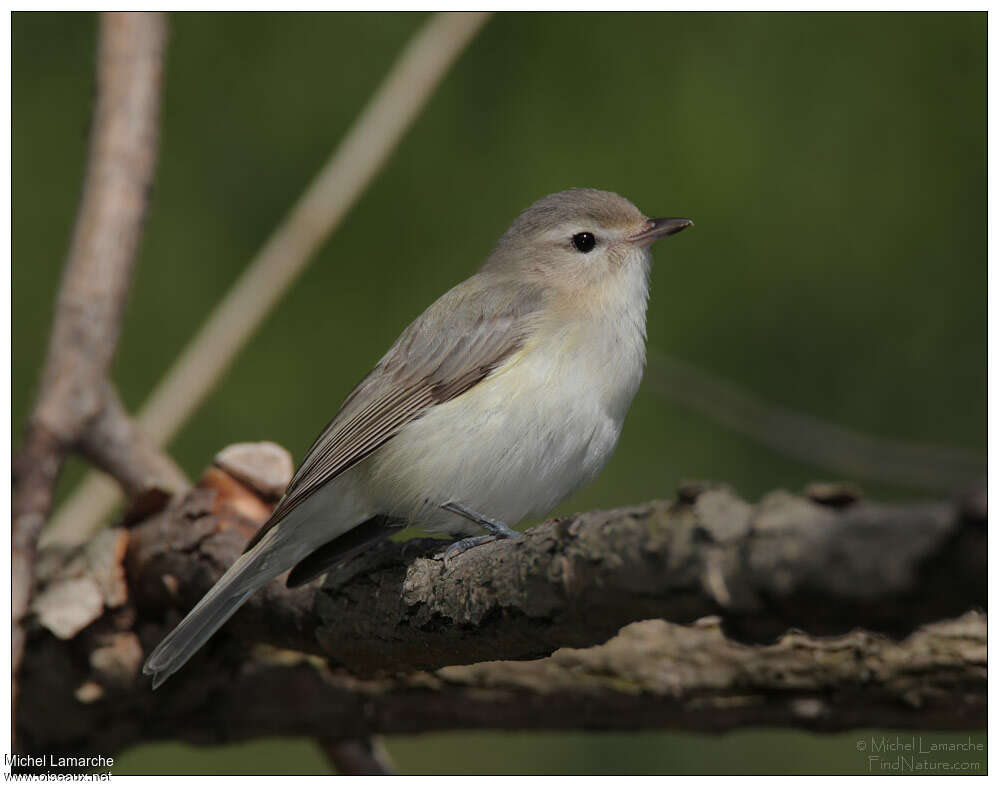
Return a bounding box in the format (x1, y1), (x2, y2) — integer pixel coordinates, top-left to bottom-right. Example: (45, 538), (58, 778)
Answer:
(482, 188), (692, 294)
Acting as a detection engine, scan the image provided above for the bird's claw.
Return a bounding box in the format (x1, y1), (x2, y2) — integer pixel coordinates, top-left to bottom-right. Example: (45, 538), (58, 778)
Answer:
(442, 534), (498, 567)
(439, 531), (524, 568)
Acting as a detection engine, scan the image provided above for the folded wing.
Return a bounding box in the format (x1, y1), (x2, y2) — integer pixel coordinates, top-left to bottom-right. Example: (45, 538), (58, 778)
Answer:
(244, 275), (544, 552)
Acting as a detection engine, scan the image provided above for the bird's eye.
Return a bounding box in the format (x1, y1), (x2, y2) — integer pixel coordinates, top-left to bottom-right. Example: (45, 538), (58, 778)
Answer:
(572, 232), (596, 253)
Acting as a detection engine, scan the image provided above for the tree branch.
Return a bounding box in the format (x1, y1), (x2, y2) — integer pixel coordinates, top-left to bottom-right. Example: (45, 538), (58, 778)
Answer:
(16, 599), (986, 754)
(14, 445), (985, 757)
(12, 12), (179, 713)
(127, 472), (986, 675)
(76, 385), (188, 502)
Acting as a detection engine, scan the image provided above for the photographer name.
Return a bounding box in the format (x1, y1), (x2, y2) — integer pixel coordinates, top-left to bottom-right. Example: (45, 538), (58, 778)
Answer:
(4, 755), (115, 770)
(868, 735), (983, 754)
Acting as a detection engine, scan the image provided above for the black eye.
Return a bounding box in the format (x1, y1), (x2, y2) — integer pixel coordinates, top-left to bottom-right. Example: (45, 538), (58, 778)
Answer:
(572, 232), (596, 253)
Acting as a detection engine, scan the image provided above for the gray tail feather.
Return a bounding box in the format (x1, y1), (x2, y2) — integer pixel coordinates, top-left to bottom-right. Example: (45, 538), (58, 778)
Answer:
(142, 528), (296, 689)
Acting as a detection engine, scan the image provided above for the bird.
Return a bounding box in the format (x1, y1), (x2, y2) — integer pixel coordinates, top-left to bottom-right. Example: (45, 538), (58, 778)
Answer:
(142, 188), (692, 688)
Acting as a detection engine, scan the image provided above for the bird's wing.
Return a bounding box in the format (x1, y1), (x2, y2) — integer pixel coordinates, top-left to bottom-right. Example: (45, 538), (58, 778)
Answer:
(244, 276), (544, 552)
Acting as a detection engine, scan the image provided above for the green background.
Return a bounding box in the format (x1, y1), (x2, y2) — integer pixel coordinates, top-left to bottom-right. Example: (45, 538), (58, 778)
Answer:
(13, 11), (985, 775)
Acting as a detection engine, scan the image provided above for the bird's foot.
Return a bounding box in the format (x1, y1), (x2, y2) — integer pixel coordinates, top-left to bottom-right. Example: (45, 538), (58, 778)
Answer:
(441, 534), (499, 567)
(437, 501), (523, 567)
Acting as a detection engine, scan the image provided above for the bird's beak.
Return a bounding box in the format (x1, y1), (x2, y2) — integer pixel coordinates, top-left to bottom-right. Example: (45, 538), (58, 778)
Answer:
(628, 217), (694, 248)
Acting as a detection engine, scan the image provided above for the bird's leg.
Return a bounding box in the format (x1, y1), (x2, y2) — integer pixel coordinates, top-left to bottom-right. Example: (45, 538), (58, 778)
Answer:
(442, 501), (521, 538)
(439, 501), (522, 565)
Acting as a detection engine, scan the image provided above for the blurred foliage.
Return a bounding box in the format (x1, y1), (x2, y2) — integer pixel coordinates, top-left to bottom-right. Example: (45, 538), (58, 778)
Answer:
(13, 11), (985, 775)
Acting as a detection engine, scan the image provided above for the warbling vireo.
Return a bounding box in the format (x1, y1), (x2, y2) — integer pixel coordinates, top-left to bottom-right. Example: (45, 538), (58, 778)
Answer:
(143, 188), (692, 687)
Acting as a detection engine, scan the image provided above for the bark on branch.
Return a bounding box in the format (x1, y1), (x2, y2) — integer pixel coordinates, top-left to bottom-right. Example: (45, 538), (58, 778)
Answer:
(14, 446), (986, 757)
(128, 473), (986, 674)
(17, 606), (986, 756)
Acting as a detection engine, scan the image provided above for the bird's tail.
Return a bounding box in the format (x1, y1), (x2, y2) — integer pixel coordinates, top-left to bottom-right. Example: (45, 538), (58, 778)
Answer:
(142, 525), (304, 689)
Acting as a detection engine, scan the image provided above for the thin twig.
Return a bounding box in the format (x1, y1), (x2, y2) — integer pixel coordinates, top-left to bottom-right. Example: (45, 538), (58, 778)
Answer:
(13, 11), (169, 710)
(43, 12), (493, 549)
(645, 348), (984, 492)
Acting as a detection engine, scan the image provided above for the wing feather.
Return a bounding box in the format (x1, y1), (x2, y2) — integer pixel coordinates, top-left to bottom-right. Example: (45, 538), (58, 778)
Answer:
(244, 275), (543, 552)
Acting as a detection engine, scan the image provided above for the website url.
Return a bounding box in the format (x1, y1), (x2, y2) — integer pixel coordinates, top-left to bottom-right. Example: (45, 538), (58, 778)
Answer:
(5, 774), (111, 782)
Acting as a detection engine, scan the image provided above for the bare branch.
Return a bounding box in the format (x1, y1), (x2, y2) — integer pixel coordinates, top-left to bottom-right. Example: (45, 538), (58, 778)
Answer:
(45, 12), (494, 548)
(31, 13), (166, 440)
(13, 11), (171, 707)
(77, 385), (188, 501)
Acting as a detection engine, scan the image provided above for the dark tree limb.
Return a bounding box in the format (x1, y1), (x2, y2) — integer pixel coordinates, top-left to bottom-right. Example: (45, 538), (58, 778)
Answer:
(319, 737), (396, 776)
(126, 473), (986, 675)
(16, 601), (986, 755)
(14, 449), (986, 758)
(12, 11), (179, 723)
